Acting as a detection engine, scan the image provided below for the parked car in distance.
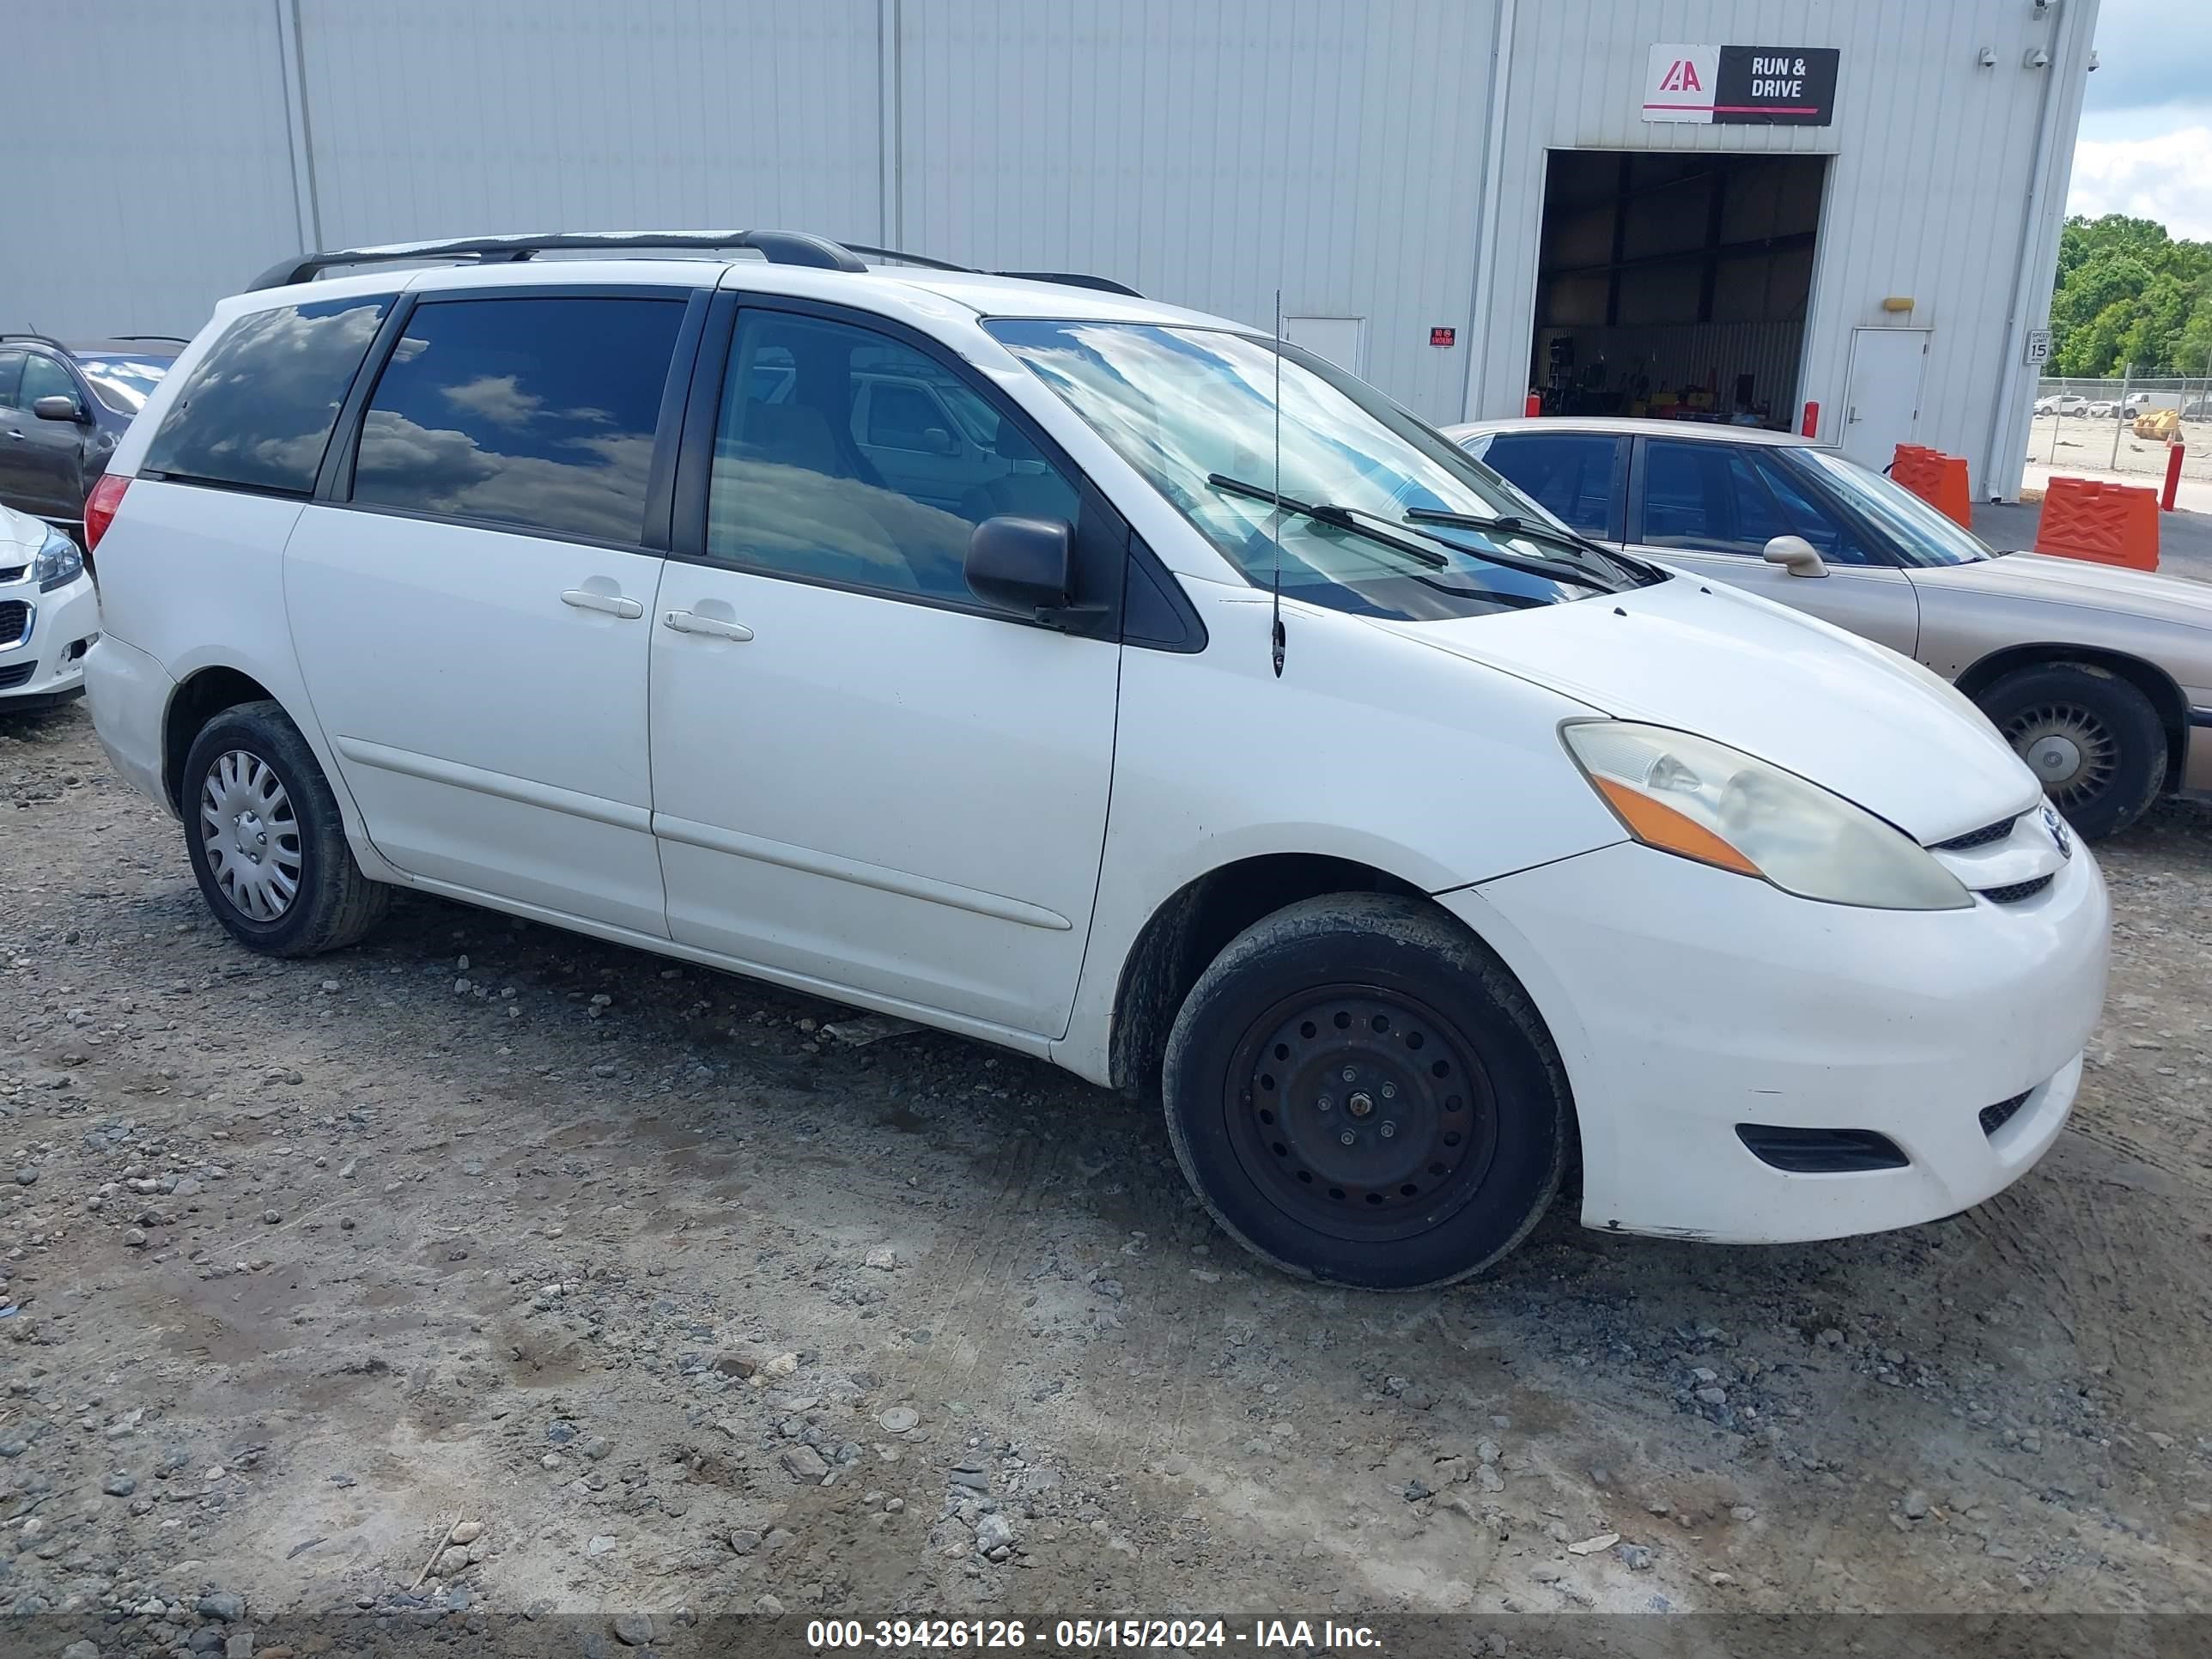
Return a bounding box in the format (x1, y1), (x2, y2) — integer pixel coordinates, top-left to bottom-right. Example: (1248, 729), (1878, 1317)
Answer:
(2034, 393), (2088, 416)
(0, 334), (182, 540)
(1450, 416), (2212, 837)
(85, 230), (2107, 1290)
(0, 499), (100, 707)
(2087, 392), (2151, 420)
(2182, 397), (2212, 422)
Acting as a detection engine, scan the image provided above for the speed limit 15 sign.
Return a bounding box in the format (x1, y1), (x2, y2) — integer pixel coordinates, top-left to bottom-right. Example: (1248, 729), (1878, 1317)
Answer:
(2025, 328), (2051, 366)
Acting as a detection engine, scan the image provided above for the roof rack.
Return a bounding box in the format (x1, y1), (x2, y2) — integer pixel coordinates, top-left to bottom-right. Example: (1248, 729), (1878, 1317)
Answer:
(247, 230), (1141, 298)
(105, 334), (191, 346)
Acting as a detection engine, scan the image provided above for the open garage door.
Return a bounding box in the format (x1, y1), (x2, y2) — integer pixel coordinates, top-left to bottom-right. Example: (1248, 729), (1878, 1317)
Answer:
(1528, 151), (1826, 432)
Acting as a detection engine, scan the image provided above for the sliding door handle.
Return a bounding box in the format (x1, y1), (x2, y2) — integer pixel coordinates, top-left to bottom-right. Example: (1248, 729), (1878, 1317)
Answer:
(662, 610), (754, 642)
(561, 589), (644, 619)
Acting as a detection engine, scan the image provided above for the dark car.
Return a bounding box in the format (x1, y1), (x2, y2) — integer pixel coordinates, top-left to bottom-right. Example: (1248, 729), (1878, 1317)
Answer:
(0, 334), (183, 539)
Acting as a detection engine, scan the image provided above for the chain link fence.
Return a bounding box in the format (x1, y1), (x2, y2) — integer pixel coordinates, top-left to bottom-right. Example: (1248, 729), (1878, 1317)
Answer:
(2028, 370), (2212, 483)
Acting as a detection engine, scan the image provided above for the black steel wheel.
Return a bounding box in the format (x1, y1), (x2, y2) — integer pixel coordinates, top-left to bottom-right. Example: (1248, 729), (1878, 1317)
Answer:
(1978, 662), (2166, 839)
(1164, 893), (1571, 1290)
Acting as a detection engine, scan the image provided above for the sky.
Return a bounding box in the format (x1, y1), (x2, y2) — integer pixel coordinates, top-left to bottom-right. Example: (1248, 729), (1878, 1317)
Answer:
(2066, 0), (2212, 240)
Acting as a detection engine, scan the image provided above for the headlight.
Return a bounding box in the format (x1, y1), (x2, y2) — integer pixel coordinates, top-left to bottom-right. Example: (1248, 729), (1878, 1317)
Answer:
(1562, 720), (1972, 911)
(33, 526), (83, 592)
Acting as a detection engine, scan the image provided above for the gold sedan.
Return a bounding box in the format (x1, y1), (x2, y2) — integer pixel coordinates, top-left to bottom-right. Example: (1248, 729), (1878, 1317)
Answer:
(1448, 417), (2212, 837)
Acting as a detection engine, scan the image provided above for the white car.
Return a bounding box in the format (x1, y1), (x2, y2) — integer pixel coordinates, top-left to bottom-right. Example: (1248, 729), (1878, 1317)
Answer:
(0, 501), (100, 708)
(2035, 393), (2088, 416)
(82, 231), (2109, 1290)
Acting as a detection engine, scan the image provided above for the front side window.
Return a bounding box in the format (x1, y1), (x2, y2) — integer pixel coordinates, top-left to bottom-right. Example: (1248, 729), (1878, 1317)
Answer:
(19, 355), (76, 410)
(1638, 440), (1794, 555)
(989, 320), (1639, 622)
(706, 310), (1078, 603)
(352, 295), (684, 544)
(0, 350), (22, 408)
(143, 295), (392, 495)
(1479, 433), (1621, 539)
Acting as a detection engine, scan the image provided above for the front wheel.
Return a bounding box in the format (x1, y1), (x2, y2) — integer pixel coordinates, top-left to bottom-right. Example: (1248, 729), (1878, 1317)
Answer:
(1162, 893), (1571, 1291)
(1978, 663), (2166, 839)
(182, 700), (389, 956)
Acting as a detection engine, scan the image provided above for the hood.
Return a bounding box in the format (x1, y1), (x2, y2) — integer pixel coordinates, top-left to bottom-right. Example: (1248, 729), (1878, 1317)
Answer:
(1381, 574), (2039, 843)
(0, 503), (53, 560)
(1915, 551), (2212, 629)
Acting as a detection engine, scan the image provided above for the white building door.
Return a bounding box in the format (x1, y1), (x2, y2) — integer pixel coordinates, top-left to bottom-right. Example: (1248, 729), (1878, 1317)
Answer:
(1840, 327), (1929, 471)
(1284, 316), (1366, 376)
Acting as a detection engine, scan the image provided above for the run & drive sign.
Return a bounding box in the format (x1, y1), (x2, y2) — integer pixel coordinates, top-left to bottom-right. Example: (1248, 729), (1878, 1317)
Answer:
(1643, 45), (1839, 125)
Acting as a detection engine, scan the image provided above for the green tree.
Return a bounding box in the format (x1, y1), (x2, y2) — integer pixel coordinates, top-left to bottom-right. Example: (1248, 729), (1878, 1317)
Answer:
(2048, 214), (2212, 376)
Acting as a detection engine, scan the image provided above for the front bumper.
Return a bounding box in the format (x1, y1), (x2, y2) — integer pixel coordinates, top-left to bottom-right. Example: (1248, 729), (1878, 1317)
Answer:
(0, 572), (100, 705)
(1441, 836), (2109, 1244)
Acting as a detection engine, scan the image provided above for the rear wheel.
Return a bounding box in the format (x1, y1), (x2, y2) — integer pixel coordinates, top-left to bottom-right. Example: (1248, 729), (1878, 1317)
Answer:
(182, 701), (388, 956)
(1978, 662), (2166, 839)
(1162, 893), (1570, 1291)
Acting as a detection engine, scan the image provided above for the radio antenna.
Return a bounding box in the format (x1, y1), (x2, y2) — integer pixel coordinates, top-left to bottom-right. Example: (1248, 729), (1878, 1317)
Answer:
(1269, 289), (1285, 678)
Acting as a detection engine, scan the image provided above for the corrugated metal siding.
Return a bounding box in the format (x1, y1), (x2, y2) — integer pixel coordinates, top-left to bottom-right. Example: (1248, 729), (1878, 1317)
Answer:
(895, 0), (1499, 422)
(1474, 0), (2096, 494)
(295, 0), (884, 251)
(11, 2), (301, 337)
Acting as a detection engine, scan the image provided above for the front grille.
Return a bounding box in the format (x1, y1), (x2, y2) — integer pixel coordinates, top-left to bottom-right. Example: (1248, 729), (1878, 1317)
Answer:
(1936, 816), (2018, 852)
(0, 601), (25, 647)
(0, 663), (33, 690)
(1736, 1124), (1909, 1173)
(1979, 1091), (2032, 1137)
(1980, 875), (2054, 905)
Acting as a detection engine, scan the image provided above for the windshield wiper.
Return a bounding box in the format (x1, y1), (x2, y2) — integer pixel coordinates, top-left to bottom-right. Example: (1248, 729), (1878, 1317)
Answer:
(1206, 474), (1446, 568)
(1401, 507), (1626, 587)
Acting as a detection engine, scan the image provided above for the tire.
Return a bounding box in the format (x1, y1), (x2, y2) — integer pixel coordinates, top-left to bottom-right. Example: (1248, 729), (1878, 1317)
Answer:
(1977, 662), (2166, 839)
(1161, 893), (1571, 1291)
(181, 700), (389, 956)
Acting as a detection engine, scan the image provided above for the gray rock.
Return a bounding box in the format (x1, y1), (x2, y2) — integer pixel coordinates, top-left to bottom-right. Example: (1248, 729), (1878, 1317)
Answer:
(187, 1632), (224, 1655)
(781, 1444), (829, 1482)
(224, 1636), (254, 1659)
(879, 1407), (920, 1434)
(756, 1595), (786, 1619)
(1616, 1543), (1656, 1571)
(611, 1613), (654, 1646)
(196, 1592), (246, 1622)
(975, 1514), (1016, 1555)
(729, 1529), (763, 1555)
(101, 1472), (137, 1497)
(586, 1534), (617, 1557)
(12, 1168), (35, 1186)
(433, 1547), (470, 1577)
(1902, 1489), (1932, 1520)
(579, 1437), (612, 1461)
(61, 1642), (100, 1659)
(763, 1528), (796, 1553)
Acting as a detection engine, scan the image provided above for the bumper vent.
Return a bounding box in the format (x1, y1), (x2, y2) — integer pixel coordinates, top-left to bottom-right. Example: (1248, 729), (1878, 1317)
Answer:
(0, 601), (26, 647)
(0, 566), (23, 585)
(1980, 875), (2054, 905)
(1978, 1091), (2031, 1138)
(0, 663), (33, 690)
(1935, 816), (2018, 852)
(1735, 1124), (1909, 1173)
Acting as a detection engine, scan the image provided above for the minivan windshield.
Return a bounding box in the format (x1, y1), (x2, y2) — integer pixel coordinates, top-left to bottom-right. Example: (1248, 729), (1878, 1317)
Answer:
(988, 320), (1653, 620)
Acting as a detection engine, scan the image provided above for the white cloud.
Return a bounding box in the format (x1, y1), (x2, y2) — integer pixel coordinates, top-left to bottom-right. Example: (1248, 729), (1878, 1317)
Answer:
(2067, 125), (2212, 241)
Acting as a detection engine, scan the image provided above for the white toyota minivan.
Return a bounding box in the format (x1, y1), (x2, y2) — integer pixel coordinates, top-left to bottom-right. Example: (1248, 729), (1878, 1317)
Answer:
(83, 232), (2108, 1290)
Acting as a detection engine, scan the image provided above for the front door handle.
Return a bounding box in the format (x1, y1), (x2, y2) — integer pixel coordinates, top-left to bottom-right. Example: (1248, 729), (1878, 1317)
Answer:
(662, 610), (754, 641)
(561, 588), (643, 619)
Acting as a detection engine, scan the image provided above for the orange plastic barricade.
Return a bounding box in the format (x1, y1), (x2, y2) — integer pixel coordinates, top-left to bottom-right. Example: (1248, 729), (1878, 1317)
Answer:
(2033, 477), (2160, 572)
(1891, 444), (1972, 528)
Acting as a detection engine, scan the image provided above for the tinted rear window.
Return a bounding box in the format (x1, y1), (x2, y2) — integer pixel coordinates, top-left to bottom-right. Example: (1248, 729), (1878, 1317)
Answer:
(143, 296), (392, 495)
(349, 295), (684, 544)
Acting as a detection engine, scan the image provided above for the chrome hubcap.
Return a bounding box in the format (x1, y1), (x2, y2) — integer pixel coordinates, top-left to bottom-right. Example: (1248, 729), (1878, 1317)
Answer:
(2002, 704), (2115, 807)
(199, 750), (301, 921)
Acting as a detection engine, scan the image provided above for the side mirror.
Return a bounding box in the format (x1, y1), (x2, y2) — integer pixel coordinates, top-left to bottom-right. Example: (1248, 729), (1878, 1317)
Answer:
(32, 395), (86, 424)
(921, 426), (959, 458)
(1763, 534), (1828, 578)
(966, 515), (1073, 616)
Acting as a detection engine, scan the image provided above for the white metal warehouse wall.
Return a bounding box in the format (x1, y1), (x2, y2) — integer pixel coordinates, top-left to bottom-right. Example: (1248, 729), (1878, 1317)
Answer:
(1473, 0), (2096, 497)
(12, 0), (2090, 497)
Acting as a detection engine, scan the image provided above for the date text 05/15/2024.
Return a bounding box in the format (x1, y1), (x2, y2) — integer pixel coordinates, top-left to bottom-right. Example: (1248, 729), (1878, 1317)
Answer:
(804, 1618), (1382, 1650)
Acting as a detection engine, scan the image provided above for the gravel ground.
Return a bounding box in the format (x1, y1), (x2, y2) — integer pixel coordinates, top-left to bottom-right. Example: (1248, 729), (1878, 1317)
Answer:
(3, 702), (2210, 1647)
(2027, 412), (2209, 483)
